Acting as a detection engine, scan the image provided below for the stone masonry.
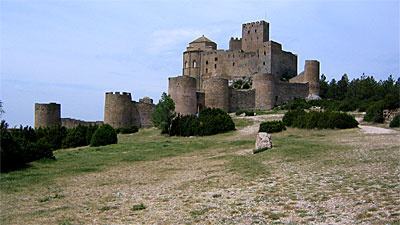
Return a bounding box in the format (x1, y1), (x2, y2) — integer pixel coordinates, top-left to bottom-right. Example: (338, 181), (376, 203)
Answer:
(169, 20), (320, 115)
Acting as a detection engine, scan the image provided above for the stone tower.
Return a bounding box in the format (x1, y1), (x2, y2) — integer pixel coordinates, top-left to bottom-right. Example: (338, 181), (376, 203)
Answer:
(203, 77), (230, 112)
(168, 76), (198, 115)
(241, 21), (269, 52)
(254, 73), (276, 110)
(304, 60), (320, 97)
(183, 35), (217, 90)
(34, 103), (61, 128)
(104, 92), (140, 128)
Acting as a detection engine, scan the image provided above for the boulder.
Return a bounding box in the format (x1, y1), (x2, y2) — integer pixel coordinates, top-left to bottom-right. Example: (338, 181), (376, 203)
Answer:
(254, 132), (272, 154)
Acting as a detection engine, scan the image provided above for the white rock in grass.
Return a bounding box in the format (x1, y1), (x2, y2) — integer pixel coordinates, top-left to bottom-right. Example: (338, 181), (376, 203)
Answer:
(255, 132), (272, 151)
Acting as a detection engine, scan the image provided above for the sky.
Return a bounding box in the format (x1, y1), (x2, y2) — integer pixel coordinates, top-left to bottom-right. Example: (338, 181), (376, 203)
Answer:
(1, 0), (399, 127)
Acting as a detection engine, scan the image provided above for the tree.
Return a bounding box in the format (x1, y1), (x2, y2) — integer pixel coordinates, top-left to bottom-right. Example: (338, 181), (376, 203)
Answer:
(337, 74), (349, 100)
(0, 100), (4, 117)
(319, 74), (329, 99)
(151, 92), (176, 134)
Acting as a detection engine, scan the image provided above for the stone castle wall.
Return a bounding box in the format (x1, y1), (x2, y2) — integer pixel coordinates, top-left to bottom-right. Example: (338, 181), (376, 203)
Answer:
(275, 82), (309, 105)
(137, 102), (155, 127)
(203, 78), (230, 112)
(35, 93), (155, 129)
(34, 103), (61, 128)
(61, 118), (103, 129)
(229, 89), (255, 112)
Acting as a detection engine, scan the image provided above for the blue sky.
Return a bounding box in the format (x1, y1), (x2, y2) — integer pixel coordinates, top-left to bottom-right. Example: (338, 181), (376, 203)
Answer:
(1, 0), (399, 127)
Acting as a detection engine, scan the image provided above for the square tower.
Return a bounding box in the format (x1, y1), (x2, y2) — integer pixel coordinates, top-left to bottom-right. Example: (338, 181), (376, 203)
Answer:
(241, 20), (269, 53)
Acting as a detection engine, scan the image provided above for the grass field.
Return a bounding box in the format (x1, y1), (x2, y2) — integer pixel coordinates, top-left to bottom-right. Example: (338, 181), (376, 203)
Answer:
(1, 115), (399, 224)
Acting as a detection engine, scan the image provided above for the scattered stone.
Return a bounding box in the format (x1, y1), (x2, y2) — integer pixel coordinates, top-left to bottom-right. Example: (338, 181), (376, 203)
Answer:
(254, 132), (272, 154)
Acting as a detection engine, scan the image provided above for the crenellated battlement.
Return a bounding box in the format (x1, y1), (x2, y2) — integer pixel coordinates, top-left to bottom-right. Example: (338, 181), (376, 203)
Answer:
(105, 91), (132, 97)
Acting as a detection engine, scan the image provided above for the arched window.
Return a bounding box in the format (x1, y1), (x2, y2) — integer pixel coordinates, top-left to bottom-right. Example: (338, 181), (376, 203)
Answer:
(185, 61), (189, 68)
(233, 62), (235, 67)
(206, 68), (208, 73)
(193, 60), (196, 68)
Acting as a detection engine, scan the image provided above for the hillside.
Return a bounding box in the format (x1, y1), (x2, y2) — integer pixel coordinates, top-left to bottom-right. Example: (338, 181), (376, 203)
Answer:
(1, 115), (399, 224)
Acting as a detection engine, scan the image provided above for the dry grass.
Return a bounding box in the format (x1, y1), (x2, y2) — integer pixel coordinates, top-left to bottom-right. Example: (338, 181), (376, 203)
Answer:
(1, 115), (399, 224)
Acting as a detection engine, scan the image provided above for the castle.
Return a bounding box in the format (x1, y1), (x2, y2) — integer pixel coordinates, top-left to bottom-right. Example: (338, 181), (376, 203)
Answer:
(35, 20), (320, 129)
(34, 93), (155, 129)
(168, 20), (320, 114)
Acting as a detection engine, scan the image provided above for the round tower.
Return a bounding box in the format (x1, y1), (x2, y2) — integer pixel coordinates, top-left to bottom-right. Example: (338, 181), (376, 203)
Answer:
(304, 60), (320, 96)
(168, 76), (197, 115)
(254, 73), (276, 110)
(104, 92), (134, 128)
(203, 77), (230, 112)
(34, 103), (61, 128)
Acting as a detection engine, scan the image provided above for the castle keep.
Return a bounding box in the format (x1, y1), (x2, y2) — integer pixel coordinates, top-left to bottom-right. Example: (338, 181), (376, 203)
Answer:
(169, 20), (320, 114)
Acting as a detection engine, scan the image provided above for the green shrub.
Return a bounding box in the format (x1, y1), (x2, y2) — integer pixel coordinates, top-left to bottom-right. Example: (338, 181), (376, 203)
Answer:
(1, 120), (55, 172)
(86, 125), (99, 145)
(90, 124), (117, 147)
(259, 121), (286, 133)
(282, 109), (307, 127)
(119, 125), (139, 134)
(62, 125), (88, 148)
(364, 101), (384, 123)
(282, 110), (358, 129)
(169, 108), (235, 136)
(198, 108), (235, 136)
(245, 111), (255, 116)
(282, 98), (310, 110)
(235, 110), (254, 116)
(169, 114), (199, 136)
(389, 114), (400, 128)
(131, 203), (146, 211)
(235, 110), (246, 116)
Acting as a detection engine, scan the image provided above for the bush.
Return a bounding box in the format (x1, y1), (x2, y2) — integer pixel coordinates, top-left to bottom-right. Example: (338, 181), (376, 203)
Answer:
(235, 110), (246, 116)
(62, 125), (88, 148)
(282, 109), (307, 127)
(245, 111), (255, 116)
(282, 98), (310, 110)
(90, 124), (117, 147)
(364, 101), (384, 123)
(118, 125), (139, 134)
(259, 121), (286, 133)
(169, 108), (235, 136)
(235, 110), (254, 116)
(1, 120), (55, 172)
(169, 114), (199, 136)
(282, 109), (358, 129)
(198, 108), (235, 136)
(389, 114), (400, 128)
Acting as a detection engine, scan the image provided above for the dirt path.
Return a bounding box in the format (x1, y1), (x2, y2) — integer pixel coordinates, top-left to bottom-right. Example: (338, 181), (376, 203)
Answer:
(359, 125), (398, 134)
